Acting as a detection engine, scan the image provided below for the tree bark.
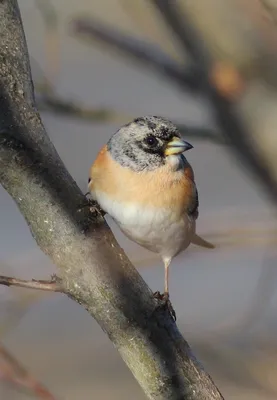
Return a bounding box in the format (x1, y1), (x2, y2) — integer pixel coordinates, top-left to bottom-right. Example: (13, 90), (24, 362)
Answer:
(0, 1), (223, 399)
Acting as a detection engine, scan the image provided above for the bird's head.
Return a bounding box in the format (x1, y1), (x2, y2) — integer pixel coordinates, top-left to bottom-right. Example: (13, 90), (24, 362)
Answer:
(107, 116), (193, 172)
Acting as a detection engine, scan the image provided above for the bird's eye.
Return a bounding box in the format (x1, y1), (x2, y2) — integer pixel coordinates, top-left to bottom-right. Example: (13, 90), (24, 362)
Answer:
(145, 135), (158, 146)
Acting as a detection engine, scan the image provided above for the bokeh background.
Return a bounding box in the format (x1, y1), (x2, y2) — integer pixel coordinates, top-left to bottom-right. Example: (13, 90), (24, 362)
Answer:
(1, 1), (277, 398)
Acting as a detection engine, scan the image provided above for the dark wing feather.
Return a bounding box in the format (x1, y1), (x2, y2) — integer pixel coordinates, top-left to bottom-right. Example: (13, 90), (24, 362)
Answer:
(187, 185), (199, 219)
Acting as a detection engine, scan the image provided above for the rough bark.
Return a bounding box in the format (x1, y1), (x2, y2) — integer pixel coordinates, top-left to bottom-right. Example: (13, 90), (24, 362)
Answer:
(0, 1), (223, 399)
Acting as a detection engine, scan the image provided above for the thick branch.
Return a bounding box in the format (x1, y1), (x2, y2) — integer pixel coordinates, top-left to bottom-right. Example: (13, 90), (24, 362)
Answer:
(0, 1), (223, 399)
(0, 275), (61, 292)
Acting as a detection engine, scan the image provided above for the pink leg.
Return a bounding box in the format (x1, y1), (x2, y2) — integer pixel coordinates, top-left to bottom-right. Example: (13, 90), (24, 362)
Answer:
(164, 259), (170, 297)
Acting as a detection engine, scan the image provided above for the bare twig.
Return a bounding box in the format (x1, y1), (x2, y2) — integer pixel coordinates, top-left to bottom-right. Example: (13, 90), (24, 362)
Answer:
(0, 343), (57, 399)
(152, 0), (277, 203)
(35, 85), (222, 142)
(260, 0), (277, 25)
(36, 90), (133, 124)
(119, 0), (184, 62)
(37, 94), (221, 142)
(0, 275), (61, 292)
(71, 17), (202, 92)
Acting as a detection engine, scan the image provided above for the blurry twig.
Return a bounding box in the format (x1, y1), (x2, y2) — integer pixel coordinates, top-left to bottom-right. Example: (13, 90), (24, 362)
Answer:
(35, 0), (60, 89)
(0, 275), (61, 292)
(67, 17), (223, 141)
(260, 0), (277, 25)
(36, 84), (221, 141)
(151, 0), (277, 204)
(212, 244), (277, 337)
(36, 88), (133, 124)
(119, 0), (185, 62)
(0, 295), (41, 339)
(35, 0), (58, 29)
(0, 343), (57, 399)
(192, 340), (277, 398)
(0, 265), (58, 399)
(177, 124), (222, 143)
(0, 262), (52, 338)
(31, 11), (222, 141)
(71, 17), (201, 92)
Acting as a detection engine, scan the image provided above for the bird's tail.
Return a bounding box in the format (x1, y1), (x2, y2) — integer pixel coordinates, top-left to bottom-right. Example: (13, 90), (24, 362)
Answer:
(191, 234), (215, 249)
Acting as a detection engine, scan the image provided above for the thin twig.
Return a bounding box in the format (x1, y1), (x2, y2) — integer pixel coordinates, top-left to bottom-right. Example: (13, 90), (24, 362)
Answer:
(35, 87), (222, 143)
(71, 17), (201, 92)
(0, 275), (62, 292)
(151, 0), (277, 203)
(36, 91), (133, 124)
(0, 343), (57, 399)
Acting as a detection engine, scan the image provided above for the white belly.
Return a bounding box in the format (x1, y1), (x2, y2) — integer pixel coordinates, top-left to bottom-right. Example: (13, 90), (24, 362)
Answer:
(94, 191), (195, 262)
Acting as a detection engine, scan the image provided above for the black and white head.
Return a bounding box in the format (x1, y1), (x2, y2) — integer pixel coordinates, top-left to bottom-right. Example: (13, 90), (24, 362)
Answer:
(107, 116), (193, 172)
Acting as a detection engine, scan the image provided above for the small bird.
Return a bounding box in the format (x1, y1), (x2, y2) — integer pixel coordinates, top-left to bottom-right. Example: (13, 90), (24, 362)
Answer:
(88, 116), (214, 316)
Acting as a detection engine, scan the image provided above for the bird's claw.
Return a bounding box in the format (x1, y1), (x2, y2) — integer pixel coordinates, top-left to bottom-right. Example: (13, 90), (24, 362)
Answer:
(153, 291), (176, 321)
(77, 196), (106, 218)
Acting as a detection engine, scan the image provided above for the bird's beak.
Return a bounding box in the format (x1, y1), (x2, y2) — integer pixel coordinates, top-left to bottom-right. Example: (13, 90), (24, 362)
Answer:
(164, 136), (193, 156)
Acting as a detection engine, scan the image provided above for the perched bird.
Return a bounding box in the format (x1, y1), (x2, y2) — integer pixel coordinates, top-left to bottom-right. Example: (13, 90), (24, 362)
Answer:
(88, 116), (214, 314)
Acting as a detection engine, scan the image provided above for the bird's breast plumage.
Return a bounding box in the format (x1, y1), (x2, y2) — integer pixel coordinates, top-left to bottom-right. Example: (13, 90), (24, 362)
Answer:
(89, 146), (197, 217)
(89, 146), (197, 260)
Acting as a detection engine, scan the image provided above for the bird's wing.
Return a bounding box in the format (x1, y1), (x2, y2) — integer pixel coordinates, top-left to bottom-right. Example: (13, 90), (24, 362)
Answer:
(191, 233), (215, 249)
(184, 174), (215, 249)
(187, 184), (199, 220)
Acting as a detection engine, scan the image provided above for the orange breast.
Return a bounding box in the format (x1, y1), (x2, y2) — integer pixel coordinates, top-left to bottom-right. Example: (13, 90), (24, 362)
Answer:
(89, 145), (195, 218)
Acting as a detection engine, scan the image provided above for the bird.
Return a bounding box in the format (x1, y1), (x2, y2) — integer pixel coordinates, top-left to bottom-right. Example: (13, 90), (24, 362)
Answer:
(88, 116), (214, 317)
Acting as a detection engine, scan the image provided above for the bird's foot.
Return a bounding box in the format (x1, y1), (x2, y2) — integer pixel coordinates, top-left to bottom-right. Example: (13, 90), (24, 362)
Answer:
(153, 291), (176, 321)
(78, 195), (106, 218)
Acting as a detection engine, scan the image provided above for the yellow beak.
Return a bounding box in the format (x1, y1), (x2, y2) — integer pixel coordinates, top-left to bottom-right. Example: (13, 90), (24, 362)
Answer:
(164, 136), (193, 156)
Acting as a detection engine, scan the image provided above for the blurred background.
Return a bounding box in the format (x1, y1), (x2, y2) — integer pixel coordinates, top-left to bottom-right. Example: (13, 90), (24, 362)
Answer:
(1, 0), (277, 398)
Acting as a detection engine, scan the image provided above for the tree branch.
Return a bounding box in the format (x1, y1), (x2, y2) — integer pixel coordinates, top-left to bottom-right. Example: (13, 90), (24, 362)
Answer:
(0, 343), (57, 400)
(36, 89), (222, 143)
(0, 275), (61, 292)
(152, 0), (277, 204)
(71, 17), (202, 92)
(0, 1), (223, 399)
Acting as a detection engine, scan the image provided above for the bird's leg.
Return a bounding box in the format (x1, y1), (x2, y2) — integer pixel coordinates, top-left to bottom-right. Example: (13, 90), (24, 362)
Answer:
(164, 259), (169, 298)
(153, 259), (176, 321)
(78, 194), (106, 217)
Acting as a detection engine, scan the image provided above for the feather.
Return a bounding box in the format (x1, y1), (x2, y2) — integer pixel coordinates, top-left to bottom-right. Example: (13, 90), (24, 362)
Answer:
(191, 234), (215, 249)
